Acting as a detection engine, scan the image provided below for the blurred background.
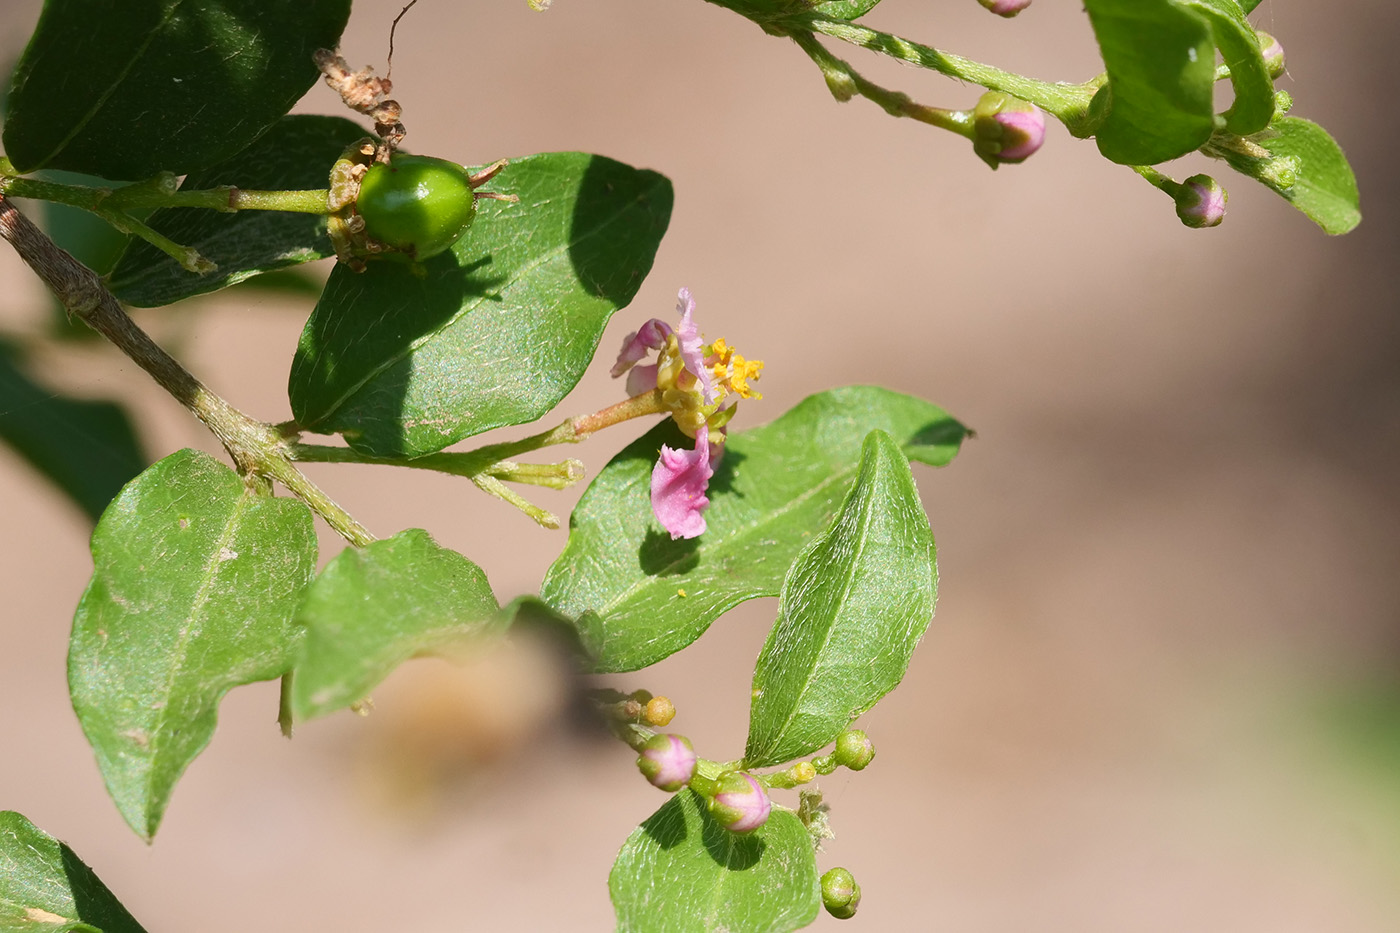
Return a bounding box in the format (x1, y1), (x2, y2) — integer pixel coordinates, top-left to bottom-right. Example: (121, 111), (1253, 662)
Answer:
(3, 0), (1399, 929)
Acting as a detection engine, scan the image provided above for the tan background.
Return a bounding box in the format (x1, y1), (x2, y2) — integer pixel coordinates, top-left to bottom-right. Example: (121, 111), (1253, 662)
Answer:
(3, 0), (1399, 929)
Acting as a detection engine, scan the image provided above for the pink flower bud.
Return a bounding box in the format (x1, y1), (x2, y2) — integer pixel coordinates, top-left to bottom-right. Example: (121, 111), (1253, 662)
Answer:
(637, 734), (697, 792)
(708, 771), (772, 833)
(978, 0), (1031, 16)
(971, 91), (1045, 167)
(1258, 32), (1285, 80)
(1174, 174), (1227, 229)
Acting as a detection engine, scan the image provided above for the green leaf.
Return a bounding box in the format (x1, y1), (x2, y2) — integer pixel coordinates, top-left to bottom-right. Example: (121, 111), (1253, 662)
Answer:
(609, 790), (819, 933)
(1179, 0), (1273, 136)
(289, 151), (672, 458)
(815, 0), (881, 19)
(1239, 0), (1262, 11)
(1083, 0), (1216, 164)
(541, 386), (967, 673)
(0, 340), (145, 522)
(0, 811), (147, 933)
(1216, 116), (1361, 235)
(745, 431), (935, 768)
(290, 529), (500, 722)
(69, 449), (317, 840)
(108, 115), (367, 307)
(2, 0), (351, 179)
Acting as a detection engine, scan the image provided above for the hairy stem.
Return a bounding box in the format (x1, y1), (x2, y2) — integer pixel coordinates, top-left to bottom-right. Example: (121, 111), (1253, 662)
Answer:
(0, 194), (373, 546)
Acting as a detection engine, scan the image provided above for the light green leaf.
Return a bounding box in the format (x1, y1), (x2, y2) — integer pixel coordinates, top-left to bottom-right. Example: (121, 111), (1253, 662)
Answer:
(541, 386), (967, 673)
(289, 151), (672, 458)
(0, 340), (145, 522)
(0, 811), (147, 933)
(290, 529), (499, 722)
(2, 0), (351, 179)
(70, 449), (317, 840)
(1216, 116), (1361, 235)
(108, 115), (367, 307)
(745, 431), (935, 768)
(1180, 0), (1273, 136)
(610, 790), (819, 933)
(1083, 0), (1216, 164)
(815, 0), (881, 19)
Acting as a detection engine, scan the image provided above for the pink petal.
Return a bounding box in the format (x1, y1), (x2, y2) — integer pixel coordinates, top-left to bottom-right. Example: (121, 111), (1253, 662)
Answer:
(651, 423), (714, 540)
(625, 362), (660, 396)
(675, 288), (717, 404)
(611, 318), (672, 378)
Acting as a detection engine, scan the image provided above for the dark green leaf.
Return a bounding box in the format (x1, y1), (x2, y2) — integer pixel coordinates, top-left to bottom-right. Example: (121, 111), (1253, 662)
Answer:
(290, 529), (499, 722)
(1216, 116), (1361, 235)
(1180, 0), (1273, 136)
(289, 151), (672, 458)
(36, 173), (131, 277)
(0, 811), (147, 933)
(815, 0), (881, 19)
(3, 0), (351, 179)
(541, 386), (967, 673)
(108, 115), (366, 307)
(1084, 0), (1216, 164)
(609, 790), (819, 933)
(70, 449), (317, 839)
(0, 341), (145, 522)
(745, 431), (935, 768)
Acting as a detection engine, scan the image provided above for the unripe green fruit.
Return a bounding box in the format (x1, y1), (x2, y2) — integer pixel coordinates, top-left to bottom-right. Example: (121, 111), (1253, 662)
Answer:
(356, 154), (477, 259)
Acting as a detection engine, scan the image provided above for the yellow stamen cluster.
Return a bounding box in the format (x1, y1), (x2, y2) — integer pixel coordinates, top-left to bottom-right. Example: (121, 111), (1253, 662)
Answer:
(708, 338), (764, 400)
(650, 334), (764, 441)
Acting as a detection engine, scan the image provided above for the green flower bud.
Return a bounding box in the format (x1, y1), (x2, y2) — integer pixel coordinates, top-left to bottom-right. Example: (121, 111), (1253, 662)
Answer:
(821, 867), (862, 920)
(356, 154), (478, 260)
(834, 729), (875, 771)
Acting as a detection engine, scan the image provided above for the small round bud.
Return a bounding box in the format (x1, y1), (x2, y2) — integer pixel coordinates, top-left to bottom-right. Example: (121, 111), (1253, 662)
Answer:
(1174, 174), (1227, 229)
(821, 867), (862, 920)
(356, 154), (478, 260)
(1257, 32), (1286, 80)
(833, 730), (876, 771)
(978, 0), (1031, 16)
(637, 734), (697, 792)
(644, 695), (676, 727)
(791, 761), (817, 783)
(1274, 90), (1294, 116)
(708, 771), (772, 833)
(972, 92), (1046, 167)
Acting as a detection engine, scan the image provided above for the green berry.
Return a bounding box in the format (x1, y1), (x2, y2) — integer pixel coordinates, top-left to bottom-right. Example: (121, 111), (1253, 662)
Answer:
(821, 867), (861, 919)
(356, 154), (477, 259)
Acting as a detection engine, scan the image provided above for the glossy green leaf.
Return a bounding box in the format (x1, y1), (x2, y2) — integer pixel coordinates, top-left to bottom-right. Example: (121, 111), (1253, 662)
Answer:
(0, 341), (145, 522)
(610, 790), (819, 933)
(0, 811), (147, 933)
(108, 115), (366, 307)
(1084, 0), (1216, 164)
(70, 449), (317, 840)
(541, 386), (967, 673)
(1180, 0), (1273, 136)
(815, 0), (881, 19)
(745, 431), (935, 768)
(1217, 116), (1361, 235)
(289, 151), (672, 458)
(290, 529), (499, 721)
(3, 0), (351, 179)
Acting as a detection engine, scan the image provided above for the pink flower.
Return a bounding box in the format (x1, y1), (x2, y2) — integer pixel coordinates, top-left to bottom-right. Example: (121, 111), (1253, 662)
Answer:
(652, 424), (714, 540)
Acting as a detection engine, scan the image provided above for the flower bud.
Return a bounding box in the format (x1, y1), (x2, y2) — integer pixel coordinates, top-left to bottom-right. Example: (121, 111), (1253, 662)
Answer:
(1173, 174), (1227, 228)
(1257, 32), (1285, 80)
(978, 0), (1031, 16)
(821, 867), (862, 920)
(708, 771), (772, 833)
(637, 734), (697, 792)
(972, 92), (1045, 167)
(833, 730), (876, 771)
(644, 695), (676, 727)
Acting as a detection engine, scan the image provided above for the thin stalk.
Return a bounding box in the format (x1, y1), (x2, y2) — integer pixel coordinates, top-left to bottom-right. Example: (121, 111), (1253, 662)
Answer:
(0, 173), (330, 215)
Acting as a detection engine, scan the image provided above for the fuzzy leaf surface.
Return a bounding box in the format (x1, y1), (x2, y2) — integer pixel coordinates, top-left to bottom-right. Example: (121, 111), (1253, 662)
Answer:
(2, 0), (350, 179)
(1219, 116), (1361, 235)
(610, 790), (818, 933)
(745, 431), (935, 767)
(1084, 0), (1216, 164)
(290, 529), (499, 721)
(69, 449), (317, 840)
(0, 811), (146, 933)
(108, 115), (367, 307)
(289, 151), (672, 458)
(541, 386), (966, 673)
(1180, 0), (1273, 136)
